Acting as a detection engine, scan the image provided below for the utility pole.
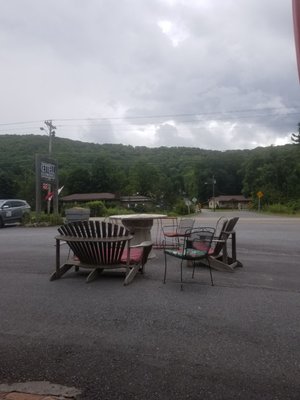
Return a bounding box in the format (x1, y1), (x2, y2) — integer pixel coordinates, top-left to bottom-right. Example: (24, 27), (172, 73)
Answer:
(205, 175), (216, 211)
(212, 175), (216, 212)
(40, 120), (56, 155)
(40, 121), (57, 214)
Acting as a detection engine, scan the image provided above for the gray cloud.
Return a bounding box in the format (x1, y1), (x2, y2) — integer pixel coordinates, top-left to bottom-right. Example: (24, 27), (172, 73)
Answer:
(0, 0), (299, 150)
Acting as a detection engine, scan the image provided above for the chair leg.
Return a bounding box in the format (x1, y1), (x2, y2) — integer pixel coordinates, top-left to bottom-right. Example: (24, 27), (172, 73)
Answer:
(124, 264), (140, 286)
(207, 258), (214, 286)
(180, 259), (184, 290)
(163, 252), (167, 284)
(86, 268), (103, 283)
(50, 263), (73, 281)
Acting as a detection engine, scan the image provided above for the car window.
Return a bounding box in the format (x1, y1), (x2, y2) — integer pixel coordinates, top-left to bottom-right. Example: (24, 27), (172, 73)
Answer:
(12, 201), (23, 207)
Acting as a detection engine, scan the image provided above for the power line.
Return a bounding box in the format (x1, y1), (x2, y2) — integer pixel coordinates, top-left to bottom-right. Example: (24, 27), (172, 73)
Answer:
(0, 106), (299, 128)
(0, 113), (298, 135)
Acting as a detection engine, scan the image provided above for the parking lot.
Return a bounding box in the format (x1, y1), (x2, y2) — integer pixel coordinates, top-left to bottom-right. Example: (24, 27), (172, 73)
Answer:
(0, 211), (299, 399)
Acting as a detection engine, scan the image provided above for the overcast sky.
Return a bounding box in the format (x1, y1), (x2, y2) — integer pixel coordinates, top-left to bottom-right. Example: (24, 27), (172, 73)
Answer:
(0, 0), (299, 150)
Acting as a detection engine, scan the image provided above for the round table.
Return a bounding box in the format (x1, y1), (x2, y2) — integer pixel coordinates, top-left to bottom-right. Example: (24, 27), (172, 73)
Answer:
(109, 214), (167, 257)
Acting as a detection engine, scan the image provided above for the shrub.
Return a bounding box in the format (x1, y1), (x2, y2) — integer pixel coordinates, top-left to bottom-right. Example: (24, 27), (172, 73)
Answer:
(265, 203), (295, 215)
(26, 212), (64, 226)
(84, 201), (106, 217)
(104, 206), (133, 217)
(173, 200), (189, 216)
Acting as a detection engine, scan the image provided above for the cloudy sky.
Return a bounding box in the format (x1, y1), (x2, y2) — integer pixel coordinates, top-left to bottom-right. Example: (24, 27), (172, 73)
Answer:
(0, 0), (299, 150)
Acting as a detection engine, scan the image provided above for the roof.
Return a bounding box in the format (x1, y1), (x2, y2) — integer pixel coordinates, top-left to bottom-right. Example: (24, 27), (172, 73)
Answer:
(212, 195), (251, 202)
(61, 193), (118, 202)
(120, 195), (152, 203)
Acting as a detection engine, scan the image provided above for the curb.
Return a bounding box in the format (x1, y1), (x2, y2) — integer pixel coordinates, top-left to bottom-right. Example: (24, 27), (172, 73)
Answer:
(0, 393), (64, 400)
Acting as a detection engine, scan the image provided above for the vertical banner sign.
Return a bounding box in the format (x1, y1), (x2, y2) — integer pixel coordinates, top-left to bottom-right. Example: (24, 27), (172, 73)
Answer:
(293, 0), (300, 82)
(35, 154), (59, 214)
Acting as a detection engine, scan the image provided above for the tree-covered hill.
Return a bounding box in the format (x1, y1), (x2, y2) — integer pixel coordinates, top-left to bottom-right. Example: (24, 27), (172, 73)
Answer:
(0, 134), (299, 210)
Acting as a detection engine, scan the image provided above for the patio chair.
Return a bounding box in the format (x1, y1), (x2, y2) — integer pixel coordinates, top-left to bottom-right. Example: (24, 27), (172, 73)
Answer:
(161, 218), (195, 248)
(50, 220), (153, 285)
(208, 216), (242, 271)
(163, 227), (215, 290)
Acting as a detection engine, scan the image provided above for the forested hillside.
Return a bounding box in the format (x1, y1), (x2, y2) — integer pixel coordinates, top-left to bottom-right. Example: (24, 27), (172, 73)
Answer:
(0, 134), (300, 210)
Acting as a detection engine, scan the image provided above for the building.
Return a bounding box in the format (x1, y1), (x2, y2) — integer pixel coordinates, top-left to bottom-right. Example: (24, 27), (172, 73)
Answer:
(60, 193), (153, 209)
(208, 195), (251, 210)
(61, 193), (118, 204)
(120, 195), (153, 209)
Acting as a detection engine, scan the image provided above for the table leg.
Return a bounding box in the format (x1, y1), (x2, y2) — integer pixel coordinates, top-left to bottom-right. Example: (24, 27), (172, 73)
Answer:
(122, 219), (156, 258)
(56, 238), (60, 277)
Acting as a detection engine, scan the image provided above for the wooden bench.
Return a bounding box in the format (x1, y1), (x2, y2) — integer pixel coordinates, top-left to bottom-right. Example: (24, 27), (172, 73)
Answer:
(50, 220), (153, 285)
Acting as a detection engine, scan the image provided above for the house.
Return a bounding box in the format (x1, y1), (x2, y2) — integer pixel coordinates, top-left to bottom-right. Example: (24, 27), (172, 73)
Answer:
(61, 193), (118, 204)
(60, 193), (153, 210)
(120, 195), (153, 209)
(208, 195), (251, 210)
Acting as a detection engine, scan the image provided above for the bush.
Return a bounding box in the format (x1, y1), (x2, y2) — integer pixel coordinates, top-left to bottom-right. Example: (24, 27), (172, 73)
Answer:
(265, 203), (296, 215)
(26, 212), (64, 226)
(104, 206), (133, 217)
(173, 200), (189, 216)
(286, 199), (300, 213)
(83, 201), (106, 217)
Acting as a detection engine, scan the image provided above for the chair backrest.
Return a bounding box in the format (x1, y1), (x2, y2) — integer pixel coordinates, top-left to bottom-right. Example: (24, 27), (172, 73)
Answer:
(185, 227), (215, 256)
(215, 216), (228, 238)
(224, 216), (239, 233)
(58, 220), (131, 266)
(212, 216), (239, 256)
(177, 218), (195, 235)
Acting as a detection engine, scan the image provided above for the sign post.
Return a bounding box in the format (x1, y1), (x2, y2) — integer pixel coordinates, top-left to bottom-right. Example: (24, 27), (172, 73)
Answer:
(35, 155), (59, 217)
(257, 191), (264, 211)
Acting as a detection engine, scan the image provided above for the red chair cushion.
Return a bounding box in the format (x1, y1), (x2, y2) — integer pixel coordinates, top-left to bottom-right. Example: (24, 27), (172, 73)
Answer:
(121, 247), (143, 264)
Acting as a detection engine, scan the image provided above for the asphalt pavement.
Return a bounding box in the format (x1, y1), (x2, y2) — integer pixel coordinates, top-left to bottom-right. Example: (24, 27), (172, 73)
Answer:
(0, 211), (299, 399)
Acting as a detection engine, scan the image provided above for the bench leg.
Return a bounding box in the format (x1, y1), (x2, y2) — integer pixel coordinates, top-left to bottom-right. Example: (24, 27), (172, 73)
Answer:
(86, 268), (103, 283)
(124, 264), (140, 286)
(50, 263), (74, 281)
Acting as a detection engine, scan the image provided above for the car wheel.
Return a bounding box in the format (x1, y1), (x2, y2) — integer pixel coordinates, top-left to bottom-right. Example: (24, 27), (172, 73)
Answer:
(0, 217), (4, 228)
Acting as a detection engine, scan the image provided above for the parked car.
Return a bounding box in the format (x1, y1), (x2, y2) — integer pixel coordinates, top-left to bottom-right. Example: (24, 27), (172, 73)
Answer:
(0, 199), (31, 228)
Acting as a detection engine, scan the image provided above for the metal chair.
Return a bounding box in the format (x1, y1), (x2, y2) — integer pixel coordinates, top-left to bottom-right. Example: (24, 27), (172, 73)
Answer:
(163, 227), (215, 290)
(161, 218), (195, 248)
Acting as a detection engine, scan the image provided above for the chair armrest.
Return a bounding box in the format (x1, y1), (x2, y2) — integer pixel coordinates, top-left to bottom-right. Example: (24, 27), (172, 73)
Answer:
(162, 225), (178, 233)
(130, 240), (153, 248)
(122, 241), (153, 269)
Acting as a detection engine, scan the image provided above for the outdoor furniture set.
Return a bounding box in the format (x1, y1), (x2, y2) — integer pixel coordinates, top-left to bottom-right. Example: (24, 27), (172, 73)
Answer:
(50, 216), (242, 288)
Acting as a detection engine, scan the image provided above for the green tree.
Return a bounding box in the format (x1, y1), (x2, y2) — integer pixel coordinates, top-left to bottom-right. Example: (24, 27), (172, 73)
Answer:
(127, 160), (159, 197)
(0, 171), (16, 197)
(67, 167), (92, 194)
(291, 123), (300, 144)
(90, 157), (127, 193)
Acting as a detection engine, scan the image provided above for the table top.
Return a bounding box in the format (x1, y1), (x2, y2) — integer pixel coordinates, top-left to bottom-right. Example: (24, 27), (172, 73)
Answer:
(109, 213), (167, 220)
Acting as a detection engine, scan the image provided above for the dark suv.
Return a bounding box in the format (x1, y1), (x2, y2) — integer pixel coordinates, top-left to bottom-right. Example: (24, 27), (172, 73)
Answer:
(0, 199), (31, 228)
